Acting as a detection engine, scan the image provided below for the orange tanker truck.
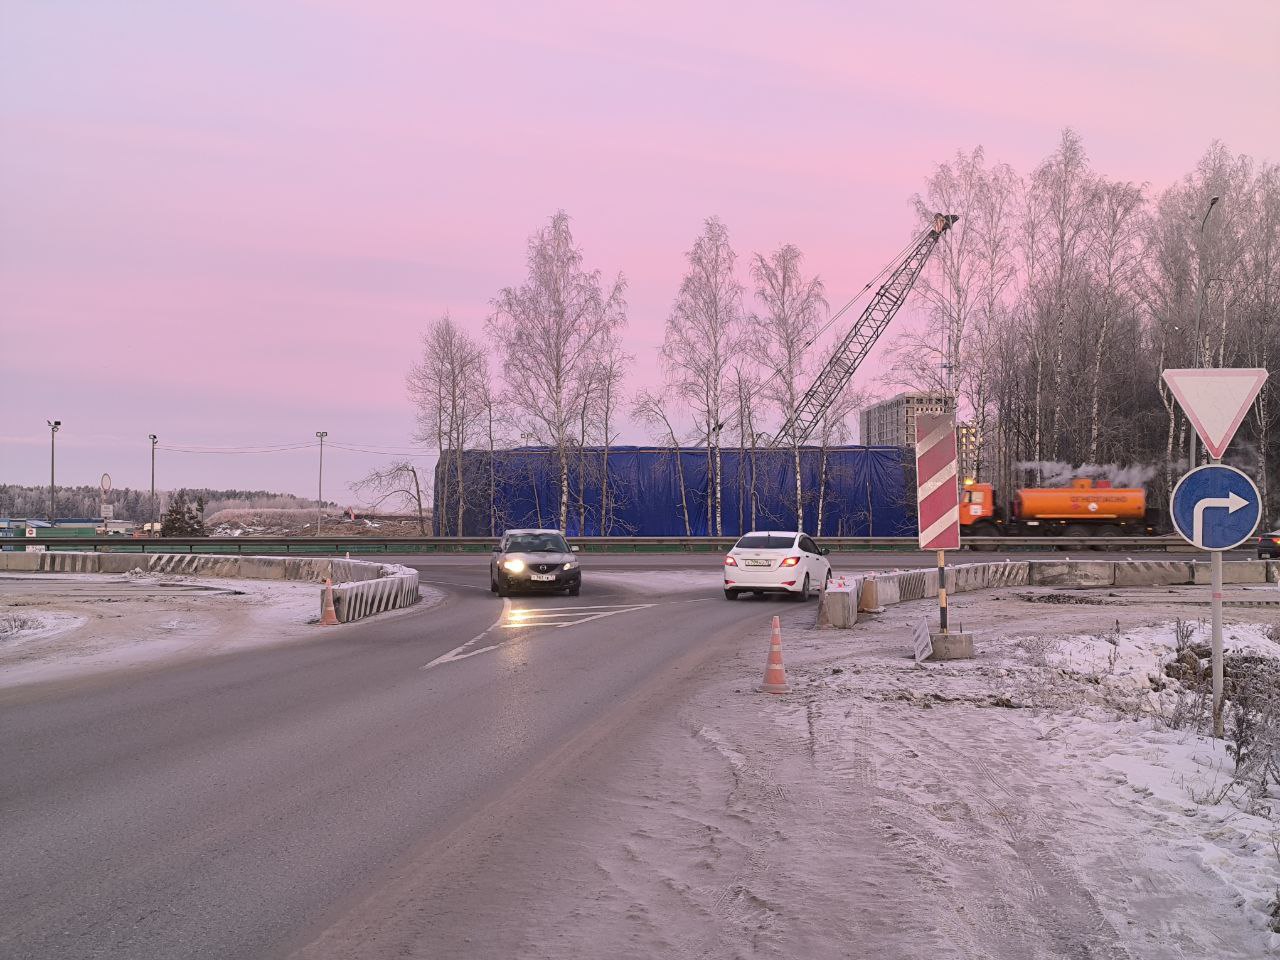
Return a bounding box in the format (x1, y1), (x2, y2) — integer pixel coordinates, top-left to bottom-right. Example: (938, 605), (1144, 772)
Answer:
(960, 477), (1160, 544)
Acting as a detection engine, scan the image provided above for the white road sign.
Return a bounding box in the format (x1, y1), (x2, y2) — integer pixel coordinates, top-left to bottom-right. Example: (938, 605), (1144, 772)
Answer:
(1162, 368), (1267, 460)
(100, 473), (112, 493)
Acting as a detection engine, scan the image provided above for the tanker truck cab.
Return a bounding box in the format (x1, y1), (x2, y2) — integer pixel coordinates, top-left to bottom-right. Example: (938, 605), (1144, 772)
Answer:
(960, 482), (1004, 544)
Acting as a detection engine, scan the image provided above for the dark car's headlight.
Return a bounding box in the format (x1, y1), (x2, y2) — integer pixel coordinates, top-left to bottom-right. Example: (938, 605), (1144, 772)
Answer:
(501, 558), (526, 573)
(563, 561), (577, 570)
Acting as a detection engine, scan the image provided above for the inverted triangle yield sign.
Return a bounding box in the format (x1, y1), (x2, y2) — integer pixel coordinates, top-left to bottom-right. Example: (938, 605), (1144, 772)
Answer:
(1162, 368), (1268, 459)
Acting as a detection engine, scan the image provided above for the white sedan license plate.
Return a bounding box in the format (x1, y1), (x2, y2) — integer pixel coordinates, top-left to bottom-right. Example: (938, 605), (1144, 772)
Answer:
(743, 559), (771, 567)
(531, 573), (556, 582)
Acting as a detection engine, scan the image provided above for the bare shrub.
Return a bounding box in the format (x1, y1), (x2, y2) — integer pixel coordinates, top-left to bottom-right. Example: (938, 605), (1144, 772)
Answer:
(0, 611), (40, 639)
(1016, 634), (1060, 669)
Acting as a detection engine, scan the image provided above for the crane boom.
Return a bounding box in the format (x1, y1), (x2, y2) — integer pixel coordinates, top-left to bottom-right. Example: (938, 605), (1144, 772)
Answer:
(771, 213), (958, 448)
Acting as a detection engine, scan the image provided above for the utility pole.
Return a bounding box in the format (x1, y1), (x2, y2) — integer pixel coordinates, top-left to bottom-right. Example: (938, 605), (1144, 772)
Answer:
(47, 420), (61, 523)
(315, 431), (328, 536)
(148, 435), (158, 536)
(1190, 195), (1220, 468)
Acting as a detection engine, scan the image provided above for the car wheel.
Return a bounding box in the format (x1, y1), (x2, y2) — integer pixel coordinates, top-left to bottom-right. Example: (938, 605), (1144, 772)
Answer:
(795, 574), (811, 601)
(496, 577), (509, 598)
(724, 588), (737, 600)
(490, 575), (498, 594)
(568, 584), (580, 597)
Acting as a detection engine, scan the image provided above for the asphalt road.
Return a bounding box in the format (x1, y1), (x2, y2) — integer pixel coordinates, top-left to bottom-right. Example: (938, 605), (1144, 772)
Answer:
(0, 548), (1252, 959)
(0, 554), (785, 960)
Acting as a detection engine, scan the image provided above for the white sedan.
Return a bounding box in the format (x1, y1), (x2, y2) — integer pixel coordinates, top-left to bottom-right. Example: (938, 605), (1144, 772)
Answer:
(722, 531), (832, 601)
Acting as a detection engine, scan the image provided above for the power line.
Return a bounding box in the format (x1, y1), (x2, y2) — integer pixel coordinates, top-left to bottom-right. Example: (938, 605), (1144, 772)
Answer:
(158, 441), (318, 455)
(327, 442), (435, 457)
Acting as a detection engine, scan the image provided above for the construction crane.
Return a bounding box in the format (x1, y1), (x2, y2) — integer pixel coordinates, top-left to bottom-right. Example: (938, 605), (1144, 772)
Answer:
(771, 213), (958, 448)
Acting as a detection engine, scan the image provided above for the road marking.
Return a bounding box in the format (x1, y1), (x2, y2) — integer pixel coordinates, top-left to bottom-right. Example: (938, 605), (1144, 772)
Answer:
(421, 601), (655, 670)
(421, 598), (510, 670)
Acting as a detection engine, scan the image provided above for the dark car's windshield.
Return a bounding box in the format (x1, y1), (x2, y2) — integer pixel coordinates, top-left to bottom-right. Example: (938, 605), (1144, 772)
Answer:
(734, 535), (796, 550)
(505, 534), (569, 553)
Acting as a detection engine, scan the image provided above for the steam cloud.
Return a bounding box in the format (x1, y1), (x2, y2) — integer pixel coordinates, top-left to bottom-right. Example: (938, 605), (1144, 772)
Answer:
(1015, 461), (1158, 488)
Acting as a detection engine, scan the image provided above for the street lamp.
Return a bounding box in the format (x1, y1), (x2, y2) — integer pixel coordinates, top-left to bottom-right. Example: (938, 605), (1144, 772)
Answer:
(315, 432), (328, 536)
(1190, 195), (1221, 467)
(47, 420), (61, 523)
(148, 435), (158, 536)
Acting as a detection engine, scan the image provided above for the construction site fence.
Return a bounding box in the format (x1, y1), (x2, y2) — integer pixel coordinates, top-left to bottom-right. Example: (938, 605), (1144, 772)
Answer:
(3, 535), (1207, 556)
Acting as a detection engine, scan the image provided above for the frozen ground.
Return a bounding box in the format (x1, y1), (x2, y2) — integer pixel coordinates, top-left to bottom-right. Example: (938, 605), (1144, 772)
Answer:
(384, 580), (1280, 959)
(0, 572), (438, 688)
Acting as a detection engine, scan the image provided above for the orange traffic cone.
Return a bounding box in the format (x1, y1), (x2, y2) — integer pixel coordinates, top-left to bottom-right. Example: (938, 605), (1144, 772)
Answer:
(758, 615), (791, 694)
(321, 577), (340, 626)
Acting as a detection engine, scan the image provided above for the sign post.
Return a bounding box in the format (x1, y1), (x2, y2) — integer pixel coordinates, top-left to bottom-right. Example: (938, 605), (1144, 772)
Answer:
(1163, 368), (1268, 737)
(915, 413), (970, 659)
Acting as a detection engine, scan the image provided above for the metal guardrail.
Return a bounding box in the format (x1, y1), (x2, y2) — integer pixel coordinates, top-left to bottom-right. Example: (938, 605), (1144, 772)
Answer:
(1, 534), (1200, 555)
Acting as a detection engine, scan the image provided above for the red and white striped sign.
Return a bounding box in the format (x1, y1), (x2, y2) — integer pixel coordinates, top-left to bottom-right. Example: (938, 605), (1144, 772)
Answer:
(915, 413), (960, 550)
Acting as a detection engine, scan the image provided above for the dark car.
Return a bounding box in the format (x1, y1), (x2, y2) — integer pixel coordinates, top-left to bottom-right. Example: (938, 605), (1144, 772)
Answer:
(490, 528), (581, 597)
(1258, 530), (1280, 559)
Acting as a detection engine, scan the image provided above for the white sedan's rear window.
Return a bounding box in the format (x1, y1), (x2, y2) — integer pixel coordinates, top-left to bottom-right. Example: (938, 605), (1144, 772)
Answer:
(735, 535), (795, 549)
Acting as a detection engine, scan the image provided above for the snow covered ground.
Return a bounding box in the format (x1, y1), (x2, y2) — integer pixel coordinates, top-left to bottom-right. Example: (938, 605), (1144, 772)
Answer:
(0, 572), (439, 688)
(477, 582), (1280, 958)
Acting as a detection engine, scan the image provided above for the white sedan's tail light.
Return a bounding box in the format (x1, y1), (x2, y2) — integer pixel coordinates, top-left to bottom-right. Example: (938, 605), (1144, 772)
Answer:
(779, 556), (800, 567)
(724, 555), (738, 566)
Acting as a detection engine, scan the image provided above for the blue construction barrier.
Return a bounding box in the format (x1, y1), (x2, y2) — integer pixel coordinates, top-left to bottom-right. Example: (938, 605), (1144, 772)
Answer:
(435, 445), (913, 538)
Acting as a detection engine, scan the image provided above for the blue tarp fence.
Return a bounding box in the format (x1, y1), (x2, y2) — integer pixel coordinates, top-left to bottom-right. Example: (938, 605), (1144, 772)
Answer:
(434, 445), (914, 537)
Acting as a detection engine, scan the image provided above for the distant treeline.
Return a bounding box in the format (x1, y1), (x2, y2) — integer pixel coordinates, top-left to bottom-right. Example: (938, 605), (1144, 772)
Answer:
(0, 484), (331, 521)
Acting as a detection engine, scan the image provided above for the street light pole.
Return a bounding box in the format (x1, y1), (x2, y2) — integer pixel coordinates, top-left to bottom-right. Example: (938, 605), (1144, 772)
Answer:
(315, 432), (328, 537)
(47, 420), (61, 523)
(148, 435), (158, 536)
(1190, 195), (1220, 468)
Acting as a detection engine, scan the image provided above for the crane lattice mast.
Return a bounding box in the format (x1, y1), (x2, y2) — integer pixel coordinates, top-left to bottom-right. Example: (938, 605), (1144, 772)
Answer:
(771, 213), (958, 448)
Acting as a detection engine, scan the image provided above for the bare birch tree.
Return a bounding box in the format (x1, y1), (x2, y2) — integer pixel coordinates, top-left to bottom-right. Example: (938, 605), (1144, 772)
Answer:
(752, 244), (827, 530)
(407, 314), (489, 535)
(489, 212), (626, 531)
(662, 217), (744, 536)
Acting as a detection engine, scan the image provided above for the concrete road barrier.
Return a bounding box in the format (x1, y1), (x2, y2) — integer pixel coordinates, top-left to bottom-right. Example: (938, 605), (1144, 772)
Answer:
(330, 565), (420, 623)
(1192, 561), (1267, 585)
(1029, 561), (1115, 588)
(8, 551), (420, 625)
(987, 562), (1030, 588)
(1114, 560), (1193, 586)
(97, 554), (150, 575)
(817, 579), (859, 628)
(39, 552), (100, 574)
(238, 557), (287, 580)
(858, 577), (881, 613)
(0, 552), (41, 572)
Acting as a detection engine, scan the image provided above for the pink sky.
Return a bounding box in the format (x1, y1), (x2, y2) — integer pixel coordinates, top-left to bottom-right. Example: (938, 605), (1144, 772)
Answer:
(3, 1), (1278, 505)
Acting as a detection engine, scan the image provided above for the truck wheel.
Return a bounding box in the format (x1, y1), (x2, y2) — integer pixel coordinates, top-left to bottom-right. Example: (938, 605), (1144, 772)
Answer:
(1061, 524), (1090, 550)
(1092, 525), (1120, 551)
(966, 523), (999, 551)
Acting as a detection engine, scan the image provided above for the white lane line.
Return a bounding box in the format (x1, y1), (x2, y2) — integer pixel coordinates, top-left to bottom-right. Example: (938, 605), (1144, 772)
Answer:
(421, 598), (510, 671)
(500, 621), (581, 628)
(501, 604), (652, 628)
(508, 603), (648, 612)
(422, 601), (657, 670)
